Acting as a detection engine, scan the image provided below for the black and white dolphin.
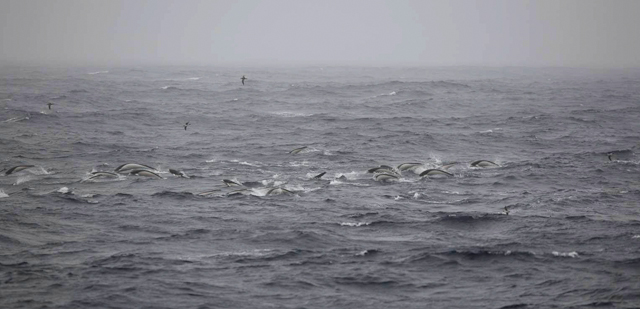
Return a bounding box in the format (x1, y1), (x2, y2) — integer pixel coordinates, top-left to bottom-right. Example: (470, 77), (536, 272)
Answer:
(419, 169), (454, 177)
(470, 160), (500, 168)
(4, 165), (35, 175)
(114, 163), (157, 173)
(397, 162), (423, 172)
(289, 146), (308, 155)
(169, 169), (189, 178)
(368, 165), (400, 176)
(373, 173), (399, 182)
(87, 171), (119, 180)
(312, 171), (326, 180)
(130, 169), (163, 179)
(222, 179), (243, 187)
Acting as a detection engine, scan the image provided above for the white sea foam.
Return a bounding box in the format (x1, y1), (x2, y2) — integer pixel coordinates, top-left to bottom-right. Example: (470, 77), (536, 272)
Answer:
(0, 189), (8, 198)
(57, 187), (70, 194)
(289, 160), (310, 167)
(340, 222), (370, 227)
(269, 111), (313, 118)
(552, 251), (579, 258)
(14, 175), (33, 185)
(3, 116), (29, 123)
(88, 71), (109, 75)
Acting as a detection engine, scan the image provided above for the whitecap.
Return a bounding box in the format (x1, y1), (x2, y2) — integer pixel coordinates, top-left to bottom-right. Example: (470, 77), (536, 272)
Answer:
(632, 235), (640, 239)
(57, 187), (70, 194)
(340, 222), (370, 227)
(88, 71), (109, 75)
(269, 111), (313, 118)
(289, 160), (310, 167)
(552, 251), (579, 258)
(0, 189), (8, 198)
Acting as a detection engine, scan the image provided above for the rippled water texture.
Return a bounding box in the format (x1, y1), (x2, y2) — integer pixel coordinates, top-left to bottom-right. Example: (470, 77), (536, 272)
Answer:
(1, 66), (640, 308)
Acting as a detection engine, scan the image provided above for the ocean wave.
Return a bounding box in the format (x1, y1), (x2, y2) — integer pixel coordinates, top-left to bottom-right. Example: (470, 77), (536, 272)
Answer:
(2, 115), (30, 123)
(268, 111), (314, 118)
(87, 71), (109, 75)
(0, 189), (8, 198)
(441, 249), (537, 260)
(151, 191), (195, 199)
(551, 251), (579, 258)
(339, 222), (371, 227)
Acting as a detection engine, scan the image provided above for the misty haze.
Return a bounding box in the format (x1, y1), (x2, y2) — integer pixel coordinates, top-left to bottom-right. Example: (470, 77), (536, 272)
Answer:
(2, 1), (640, 309)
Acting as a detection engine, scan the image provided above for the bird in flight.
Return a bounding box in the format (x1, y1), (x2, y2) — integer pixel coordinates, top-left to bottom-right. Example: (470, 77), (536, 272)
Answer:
(184, 122), (190, 130)
(241, 75), (247, 85)
(47, 103), (54, 110)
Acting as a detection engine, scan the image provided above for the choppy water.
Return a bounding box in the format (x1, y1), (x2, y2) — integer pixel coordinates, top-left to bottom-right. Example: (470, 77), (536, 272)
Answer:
(1, 65), (640, 308)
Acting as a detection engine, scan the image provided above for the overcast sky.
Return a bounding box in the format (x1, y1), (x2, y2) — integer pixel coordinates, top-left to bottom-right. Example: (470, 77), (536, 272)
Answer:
(1, 0), (639, 67)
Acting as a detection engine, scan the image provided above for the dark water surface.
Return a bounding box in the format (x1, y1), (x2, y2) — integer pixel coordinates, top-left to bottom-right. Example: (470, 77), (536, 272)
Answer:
(1, 66), (640, 308)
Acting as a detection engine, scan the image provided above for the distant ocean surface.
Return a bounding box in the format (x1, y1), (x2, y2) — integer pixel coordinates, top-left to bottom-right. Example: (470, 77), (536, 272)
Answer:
(1, 65), (639, 309)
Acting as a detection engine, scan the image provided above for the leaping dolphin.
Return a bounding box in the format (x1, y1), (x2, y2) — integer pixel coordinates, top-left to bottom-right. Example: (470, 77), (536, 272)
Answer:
(169, 169), (189, 178)
(312, 171), (326, 180)
(397, 163), (423, 172)
(289, 146), (308, 155)
(114, 163), (157, 173)
(419, 169), (454, 177)
(4, 165), (35, 175)
(130, 169), (163, 179)
(222, 179), (243, 187)
(367, 165), (399, 175)
(88, 171), (119, 179)
(373, 173), (399, 182)
(470, 160), (500, 168)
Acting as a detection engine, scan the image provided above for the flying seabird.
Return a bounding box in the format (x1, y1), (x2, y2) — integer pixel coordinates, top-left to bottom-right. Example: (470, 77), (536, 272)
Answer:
(184, 122), (190, 130)
(241, 75), (247, 85)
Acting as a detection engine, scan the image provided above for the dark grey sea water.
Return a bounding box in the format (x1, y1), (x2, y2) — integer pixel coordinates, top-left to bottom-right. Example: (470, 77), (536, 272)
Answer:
(1, 65), (639, 308)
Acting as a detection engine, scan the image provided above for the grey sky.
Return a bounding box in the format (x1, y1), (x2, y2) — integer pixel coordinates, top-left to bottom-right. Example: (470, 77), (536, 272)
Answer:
(1, 0), (639, 67)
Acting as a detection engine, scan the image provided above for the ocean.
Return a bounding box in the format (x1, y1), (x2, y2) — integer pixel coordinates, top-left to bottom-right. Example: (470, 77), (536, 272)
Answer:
(1, 65), (639, 308)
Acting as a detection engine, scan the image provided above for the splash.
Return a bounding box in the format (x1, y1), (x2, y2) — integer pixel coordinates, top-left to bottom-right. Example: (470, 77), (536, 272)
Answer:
(552, 251), (579, 258)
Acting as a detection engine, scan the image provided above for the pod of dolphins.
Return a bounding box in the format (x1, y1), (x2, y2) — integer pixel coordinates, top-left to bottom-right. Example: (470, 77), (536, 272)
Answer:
(1, 148), (618, 214)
